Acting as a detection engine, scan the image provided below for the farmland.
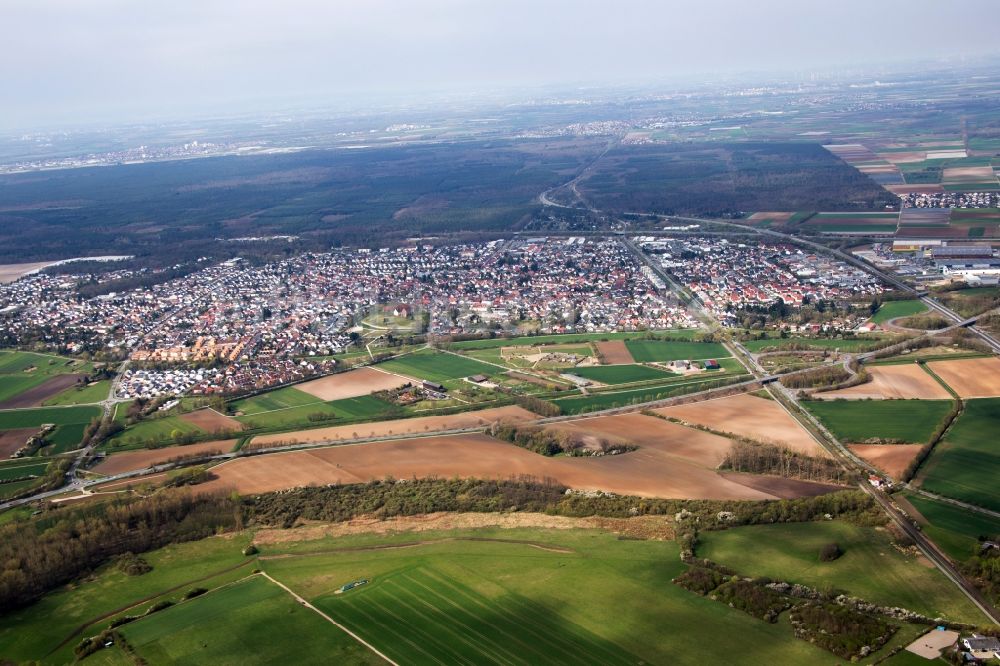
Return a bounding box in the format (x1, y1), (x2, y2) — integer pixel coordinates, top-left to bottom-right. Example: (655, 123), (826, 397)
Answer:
(569, 364), (672, 385)
(234, 395), (393, 431)
(230, 386), (321, 416)
(377, 349), (499, 383)
(624, 339), (729, 362)
(899, 491), (1000, 560)
(804, 399), (952, 443)
(819, 364), (952, 401)
(740, 336), (889, 353)
(0, 405), (100, 454)
(449, 330), (699, 351)
(697, 521), (981, 623)
(916, 398), (1000, 512)
(926, 357), (1000, 398)
(0, 350), (95, 408)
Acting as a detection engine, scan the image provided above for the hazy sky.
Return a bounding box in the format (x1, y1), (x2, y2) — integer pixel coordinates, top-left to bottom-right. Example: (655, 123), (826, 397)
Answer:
(3, 0), (999, 130)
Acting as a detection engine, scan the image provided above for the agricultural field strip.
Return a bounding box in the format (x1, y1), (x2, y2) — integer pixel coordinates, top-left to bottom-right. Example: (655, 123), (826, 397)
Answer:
(261, 572), (398, 666)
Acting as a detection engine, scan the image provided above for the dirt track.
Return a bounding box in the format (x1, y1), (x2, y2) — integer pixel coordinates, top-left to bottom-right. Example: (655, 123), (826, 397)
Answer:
(595, 340), (635, 364)
(94, 440), (238, 475)
(296, 367), (412, 401)
(178, 409), (244, 433)
(0, 374), (84, 409)
(819, 364), (950, 401)
(848, 444), (924, 479)
(249, 405), (538, 447)
(655, 393), (826, 455)
(926, 357), (1000, 398)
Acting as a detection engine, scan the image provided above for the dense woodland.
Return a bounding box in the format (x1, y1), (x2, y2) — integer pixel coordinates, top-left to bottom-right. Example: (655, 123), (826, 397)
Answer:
(721, 440), (851, 484)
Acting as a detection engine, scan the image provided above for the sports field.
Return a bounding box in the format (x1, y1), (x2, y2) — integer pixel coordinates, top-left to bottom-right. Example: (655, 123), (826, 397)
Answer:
(121, 576), (379, 665)
(804, 399), (952, 443)
(624, 340), (729, 362)
(378, 349), (498, 383)
(900, 491), (1000, 560)
(570, 364), (672, 385)
(869, 300), (927, 324)
(917, 398), (1000, 512)
(698, 521), (980, 623)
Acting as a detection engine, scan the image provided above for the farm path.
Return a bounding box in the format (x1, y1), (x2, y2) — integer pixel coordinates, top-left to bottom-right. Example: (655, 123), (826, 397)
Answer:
(260, 571), (397, 665)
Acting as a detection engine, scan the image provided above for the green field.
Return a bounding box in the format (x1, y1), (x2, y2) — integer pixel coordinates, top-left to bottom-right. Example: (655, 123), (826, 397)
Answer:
(0, 459), (50, 480)
(0, 350), (95, 404)
(917, 398), (1000, 512)
(805, 399), (952, 443)
(624, 340), (730, 362)
(449, 330), (699, 350)
(569, 364), (673, 385)
(901, 491), (1000, 560)
(105, 414), (206, 450)
(870, 300), (928, 324)
(698, 521), (980, 622)
(0, 405), (100, 429)
(742, 336), (888, 353)
(377, 349), (498, 383)
(230, 386), (320, 416)
(264, 527), (844, 665)
(234, 395), (392, 430)
(121, 576), (378, 665)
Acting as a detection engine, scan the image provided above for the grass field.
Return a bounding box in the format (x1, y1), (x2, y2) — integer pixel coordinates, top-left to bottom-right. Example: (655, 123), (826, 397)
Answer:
(105, 414), (205, 449)
(0, 459), (49, 480)
(805, 399), (952, 442)
(377, 349), (498, 383)
(901, 491), (1000, 560)
(121, 576), (379, 665)
(698, 521), (980, 622)
(234, 395), (392, 430)
(230, 386), (320, 416)
(569, 364), (672, 385)
(917, 398), (1000, 512)
(0, 405), (100, 429)
(624, 340), (729, 362)
(870, 300), (928, 324)
(449, 330), (699, 350)
(264, 527), (843, 665)
(0, 535), (256, 665)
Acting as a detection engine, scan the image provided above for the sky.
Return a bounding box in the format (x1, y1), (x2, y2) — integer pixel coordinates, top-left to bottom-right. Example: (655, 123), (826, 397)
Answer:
(2, 0), (999, 130)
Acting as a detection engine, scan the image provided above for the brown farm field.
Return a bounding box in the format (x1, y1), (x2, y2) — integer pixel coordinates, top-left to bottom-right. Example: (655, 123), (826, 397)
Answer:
(819, 364), (951, 401)
(93, 439), (238, 475)
(178, 408), (245, 433)
(926, 357), (1000, 398)
(0, 428), (36, 457)
(206, 413), (846, 500)
(295, 367), (412, 401)
(595, 340), (635, 364)
(249, 405), (538, 447)
(0, 374), (85, 409)
(654, 393), (825, 455)
(0, 261), (54, 284)
(848, 444), (924, 479)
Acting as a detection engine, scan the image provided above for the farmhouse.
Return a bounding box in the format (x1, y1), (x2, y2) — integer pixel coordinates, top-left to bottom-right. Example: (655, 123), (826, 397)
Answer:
(962, 635), (1000, 661)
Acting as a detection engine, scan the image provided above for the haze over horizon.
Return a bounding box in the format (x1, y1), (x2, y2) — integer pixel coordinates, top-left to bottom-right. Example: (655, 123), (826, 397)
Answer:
(3, 0), (1000, 130)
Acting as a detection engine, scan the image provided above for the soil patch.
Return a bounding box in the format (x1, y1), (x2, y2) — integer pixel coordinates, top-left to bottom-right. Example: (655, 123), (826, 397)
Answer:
(655, 393), (825, 455)
(296, 367), (412, 401)
(253, 512), (675, 545)
(719, 473), (847, 499)
(820, 364), (951, 400)
(595, 340), (635, 364)
(93, 440), (237, 476)
(178, 409), (245, 433)
(0, 261), (55, 284)
(0, 428), (38, 457)
(249, 405), (538, 447)
(848, 444), (924, 479)
(926, 357), (1000, 398)
(0, 374), (85, 409)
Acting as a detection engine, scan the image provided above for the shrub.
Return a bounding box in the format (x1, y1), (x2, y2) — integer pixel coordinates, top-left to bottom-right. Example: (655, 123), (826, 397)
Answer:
(116, 552), (152, 576)
(819, 542), (843, 562)
(183, 587), (208, 600)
